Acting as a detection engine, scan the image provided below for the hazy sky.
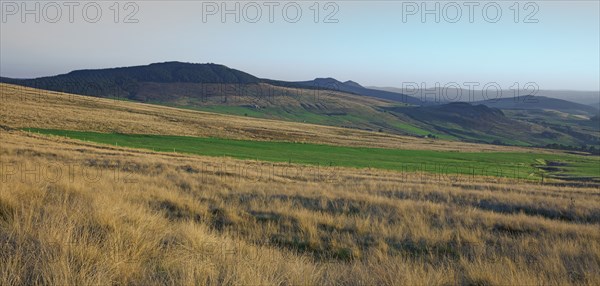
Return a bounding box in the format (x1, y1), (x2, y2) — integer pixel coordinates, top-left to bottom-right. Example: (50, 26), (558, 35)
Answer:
(1, 1), (599, 90)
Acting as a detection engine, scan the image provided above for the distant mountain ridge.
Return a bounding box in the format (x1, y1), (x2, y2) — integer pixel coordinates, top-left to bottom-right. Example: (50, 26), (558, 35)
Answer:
(1, 62), (263, 98)
(474, 96), (599, 116)
(63, 62), (261, 83)
(1, 61), (423, 104)
(383, 102), (556, 145)
(369, 86), (599, 116)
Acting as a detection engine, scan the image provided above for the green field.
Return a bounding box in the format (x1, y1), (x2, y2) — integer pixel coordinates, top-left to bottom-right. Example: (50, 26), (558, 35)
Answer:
(28, 128), (600, 181)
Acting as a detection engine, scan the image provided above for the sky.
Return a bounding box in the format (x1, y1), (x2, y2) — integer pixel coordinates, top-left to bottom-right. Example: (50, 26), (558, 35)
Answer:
(1, 1), (599, 91)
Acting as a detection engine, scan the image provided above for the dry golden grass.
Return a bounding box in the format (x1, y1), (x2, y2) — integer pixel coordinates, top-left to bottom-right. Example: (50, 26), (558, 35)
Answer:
(1, 130), (599, 285)
(1, 84), (599, 285)
(0, 83), (554, 153)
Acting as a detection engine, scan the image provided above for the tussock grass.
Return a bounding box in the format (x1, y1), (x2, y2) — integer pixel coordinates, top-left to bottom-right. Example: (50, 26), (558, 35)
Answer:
(1, 130), (599, 285)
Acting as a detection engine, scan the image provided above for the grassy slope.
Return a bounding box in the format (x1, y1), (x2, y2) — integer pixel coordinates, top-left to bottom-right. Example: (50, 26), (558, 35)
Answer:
(178, 102), (548, 146)
(2, 130), (600, 285)
(1, 83), (550, 152)
(148, 82), (593, 147)
(4, 80), (594, 148)
(505, 109), (600, 148)
(191, 105), (441, 138)
(29, 128), (600, 181)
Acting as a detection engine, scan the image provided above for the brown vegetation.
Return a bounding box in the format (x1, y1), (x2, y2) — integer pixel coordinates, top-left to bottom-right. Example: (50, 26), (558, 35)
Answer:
(1, 130), (599, 285)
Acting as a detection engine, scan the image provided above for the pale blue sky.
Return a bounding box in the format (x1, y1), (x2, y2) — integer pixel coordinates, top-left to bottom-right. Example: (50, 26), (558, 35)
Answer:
(1, 1), (598, 90)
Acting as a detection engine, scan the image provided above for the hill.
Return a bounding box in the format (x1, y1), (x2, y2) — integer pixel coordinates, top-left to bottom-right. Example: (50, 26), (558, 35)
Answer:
(519, 90), (599, 105)
(371, 86), (599, 115)
(476, 96), (599, 116)
(266, 77), (425, 106)
(384, 102), (576, 146)
(2, 63), (598, 149)
(0, 63), (428, 136)
(1, 62), (260, 99)
(1, 82), (598, 181)
(0, 83), (527, 152)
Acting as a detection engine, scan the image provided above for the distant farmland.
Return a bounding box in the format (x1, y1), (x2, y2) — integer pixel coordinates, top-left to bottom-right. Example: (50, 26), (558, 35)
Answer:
(29, 128), (600, 181)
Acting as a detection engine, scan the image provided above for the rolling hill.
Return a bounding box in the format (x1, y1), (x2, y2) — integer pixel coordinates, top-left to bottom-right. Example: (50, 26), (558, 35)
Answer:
(1, 82), (597, 181)
(475, 96), (599, 116)
(372, 86), (600, 111)
(266, 77), (426, 106)
(1, 62), (598, 150)
(383, 103), (576, 146)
